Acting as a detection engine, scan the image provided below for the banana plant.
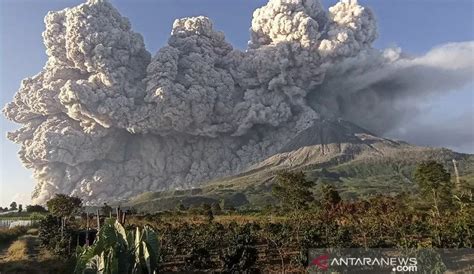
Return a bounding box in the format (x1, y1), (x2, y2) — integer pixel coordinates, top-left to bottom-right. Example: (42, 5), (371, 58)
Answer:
(74, 220), (160, 274)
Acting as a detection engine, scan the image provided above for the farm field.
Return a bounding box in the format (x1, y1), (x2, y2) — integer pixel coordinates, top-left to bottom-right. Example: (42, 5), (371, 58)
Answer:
(0, 165), (472, 273)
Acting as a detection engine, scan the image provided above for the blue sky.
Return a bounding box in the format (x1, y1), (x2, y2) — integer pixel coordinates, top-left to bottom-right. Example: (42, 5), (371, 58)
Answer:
(0, 0), (473, 207)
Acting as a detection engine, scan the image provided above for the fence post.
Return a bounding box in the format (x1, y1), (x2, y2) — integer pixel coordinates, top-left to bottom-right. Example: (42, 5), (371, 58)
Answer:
(121, 211), (126, 225)
(96, 209), (100, 230)
(86, 211), (89, 246)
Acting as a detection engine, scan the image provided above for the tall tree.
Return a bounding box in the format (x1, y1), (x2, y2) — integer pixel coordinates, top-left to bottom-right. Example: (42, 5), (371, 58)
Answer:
(272, 171), (314, 210)
(9, 201), (17, 211)
(101, 203), (112, 217)
(320, 184), (341, 207)
(414, 161), (453, 212)
(46, 194), (82, 241)
(46, 194), (82, 218)
(18, 204), (23, 213)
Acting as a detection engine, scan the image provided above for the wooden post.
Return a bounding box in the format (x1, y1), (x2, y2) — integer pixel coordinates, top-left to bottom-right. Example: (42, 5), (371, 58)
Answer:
(96, 209), (100, 230)
(116, 207), (120, 222)
(121, 211), (126, 225)
(85, 211), (89, 246)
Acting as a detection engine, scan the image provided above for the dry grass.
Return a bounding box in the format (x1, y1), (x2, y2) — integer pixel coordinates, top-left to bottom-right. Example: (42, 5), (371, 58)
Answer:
(26, 228), (39, 235)
(5, 239), (29, 262)
(0, 236), (73, 274)
(123, 213), (289, 231)
(215, 214), (287, 224)
(37, 247), (56, 262)
(0, 226), (28, 243)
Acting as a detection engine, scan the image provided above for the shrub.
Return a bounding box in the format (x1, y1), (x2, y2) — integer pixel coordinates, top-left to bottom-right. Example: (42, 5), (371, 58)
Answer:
(26, 204), (48, 213)
(75, 220), (160, 274)
(38, 214), (78, 256)
(6, 239), (29, 261)
(0, 226), (28, 243)
(219, 223), (258, 272)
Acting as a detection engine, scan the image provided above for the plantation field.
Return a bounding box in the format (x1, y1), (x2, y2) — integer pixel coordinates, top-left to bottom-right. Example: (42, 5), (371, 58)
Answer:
(0, 162), (472, 273)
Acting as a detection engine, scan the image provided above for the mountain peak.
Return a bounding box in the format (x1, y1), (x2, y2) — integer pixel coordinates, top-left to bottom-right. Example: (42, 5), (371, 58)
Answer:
(250, 119), (460, 172)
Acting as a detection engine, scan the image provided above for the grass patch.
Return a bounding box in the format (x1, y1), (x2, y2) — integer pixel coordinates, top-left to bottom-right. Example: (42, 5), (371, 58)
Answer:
(26, 228), (39, 235)
(0, 226), (28, 243)
(5, 239), (28, 261)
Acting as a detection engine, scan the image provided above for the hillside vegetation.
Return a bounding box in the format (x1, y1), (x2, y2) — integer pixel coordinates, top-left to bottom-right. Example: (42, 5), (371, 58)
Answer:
(125, 149), (474, 212)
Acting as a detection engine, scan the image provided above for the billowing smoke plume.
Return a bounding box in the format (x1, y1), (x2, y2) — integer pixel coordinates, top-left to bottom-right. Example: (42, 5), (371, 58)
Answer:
(4, 0), (473, 203)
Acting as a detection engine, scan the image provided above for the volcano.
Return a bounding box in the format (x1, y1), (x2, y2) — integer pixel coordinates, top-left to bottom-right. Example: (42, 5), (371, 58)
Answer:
(125, 119), (473, 211)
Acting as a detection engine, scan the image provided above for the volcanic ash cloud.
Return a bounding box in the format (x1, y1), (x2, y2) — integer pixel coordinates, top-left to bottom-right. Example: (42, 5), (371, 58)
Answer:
(3, 0), (473, 203)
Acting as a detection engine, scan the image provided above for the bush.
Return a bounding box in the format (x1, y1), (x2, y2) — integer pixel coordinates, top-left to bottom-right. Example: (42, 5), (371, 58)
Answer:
(75, 220), (160, 274)
(0, 226), (28, 243)
(38, 214), (78, 256)
(220, 223), (258, 272)
(26, 204), (47, 213)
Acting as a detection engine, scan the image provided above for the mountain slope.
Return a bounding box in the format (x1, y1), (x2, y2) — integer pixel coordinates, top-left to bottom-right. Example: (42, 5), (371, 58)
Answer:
(125, 119), (474, 211)
(248, 119), (465, 173)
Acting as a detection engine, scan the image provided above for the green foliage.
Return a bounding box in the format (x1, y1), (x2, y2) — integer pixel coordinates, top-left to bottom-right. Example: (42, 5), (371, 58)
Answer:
(261, 222), (293, 270)
(10, 201), (17, 211)
(219, 223), (258, 272)
(175, 202), (187, 211)
(74, 220), (160, 274)
(272, 171), (315, 210)
(414, 161), (454, 214)
(0, 226), (28, 243)
(47, 194), (82, 218)
(38, 214), (78, 256)
(38, 215), (61, 249)
(201, 203), (214, 223)
(414, 161), (452, 196)
(212, 203), (222, 215)
(320, 183), (342, 206)
(184, 247), (214, 271)
(101, 203), (113, 216)
(26, 204), (48, 213)
(18, 204), (23, 213)
(19, 159), (473, 272)
(41, 189), (470, 272)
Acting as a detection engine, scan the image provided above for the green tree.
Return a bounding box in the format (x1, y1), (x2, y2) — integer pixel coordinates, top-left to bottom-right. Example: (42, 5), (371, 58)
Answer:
(176, 201), (187, 211)
(26, 204), (47, 213)
(202, 203), (214, 223)
(320, 184), (341, 207)
(414, 161), (453, 213)
(212, 203), (222, 215)
(101, 202), (112, 216)
(9, 201), (17, 211)
(46, 194), (82, 243)
(18, 204), (23, 213)
(46, 194), (82, 218)
(220, 223), (258, 272)
(38, 214), (77, 256)
(272, 171), (314, 211)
